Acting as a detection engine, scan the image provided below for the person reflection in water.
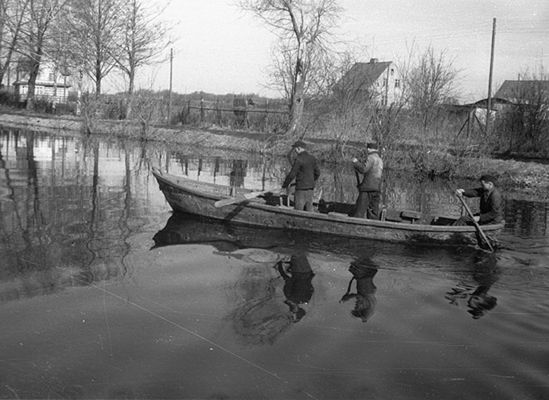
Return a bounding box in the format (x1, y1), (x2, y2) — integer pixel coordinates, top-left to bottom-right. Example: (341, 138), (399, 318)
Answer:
(446, 253), (500, 319)
(467, 254), (500, 319)
(275, 252), (315, 323)
(340, 257), (378, 323)
(229, 160), (247, 195)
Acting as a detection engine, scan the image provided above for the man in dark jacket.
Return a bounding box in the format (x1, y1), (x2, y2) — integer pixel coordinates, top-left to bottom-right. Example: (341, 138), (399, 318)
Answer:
(351, 142), (383, 219)
(282, 140), (320, 211)
(455, 174), (503, 225)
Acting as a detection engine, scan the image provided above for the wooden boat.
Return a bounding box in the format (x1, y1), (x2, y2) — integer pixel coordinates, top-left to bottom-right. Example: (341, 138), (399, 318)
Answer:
(152, 168), (504, 248)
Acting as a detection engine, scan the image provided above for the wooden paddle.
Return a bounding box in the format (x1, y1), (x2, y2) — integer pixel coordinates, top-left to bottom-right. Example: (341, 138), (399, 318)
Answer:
(456, 193), (495, 252)
(214, 190), (272, 208)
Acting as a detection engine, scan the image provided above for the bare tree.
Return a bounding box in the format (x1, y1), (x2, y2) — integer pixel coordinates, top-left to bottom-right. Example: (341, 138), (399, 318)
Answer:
(114, 0), (170, 96)
(239, 0), (342, 137)
(497, 69), (549, 151)
(17, 0), (69, 110)
(402, 45), (459, 129)
(66, 0), (122, 96)
(0, 0), (30, 86)
(112, 0), (170, 118)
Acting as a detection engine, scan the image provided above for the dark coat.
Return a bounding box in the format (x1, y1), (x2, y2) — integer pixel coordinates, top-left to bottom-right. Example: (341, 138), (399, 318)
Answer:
(462, 187), (503, 224)
(282, 151), (320, 190)
(353, 151), (383, 192)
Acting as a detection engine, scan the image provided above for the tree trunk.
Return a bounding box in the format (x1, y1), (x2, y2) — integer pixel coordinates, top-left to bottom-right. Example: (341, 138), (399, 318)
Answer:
(125, 66), (135, 119)
(286, 60), (305, 137)
(26, 58), (41, 111)
(95, 76), (101, 96)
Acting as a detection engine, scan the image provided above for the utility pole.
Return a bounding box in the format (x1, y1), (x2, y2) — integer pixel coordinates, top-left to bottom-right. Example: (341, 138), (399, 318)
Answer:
(486, 17), (496, 135)
(168, 48), (173, 124)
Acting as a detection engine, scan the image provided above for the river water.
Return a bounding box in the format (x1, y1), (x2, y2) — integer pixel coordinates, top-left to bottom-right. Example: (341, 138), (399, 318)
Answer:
(1, 128), (548, 400)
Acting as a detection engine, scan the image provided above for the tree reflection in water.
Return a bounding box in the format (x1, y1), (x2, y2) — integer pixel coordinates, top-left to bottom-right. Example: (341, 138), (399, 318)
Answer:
(224, 251), (316, 345)
(227, 261), (291, 346)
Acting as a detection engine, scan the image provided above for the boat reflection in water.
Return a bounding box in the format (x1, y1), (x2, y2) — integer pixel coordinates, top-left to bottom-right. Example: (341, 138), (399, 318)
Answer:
(152, 211), (429, 261)
(152, 212), (293, 252)
(340, 256), (379, 323)
(445, 253), (500, 319)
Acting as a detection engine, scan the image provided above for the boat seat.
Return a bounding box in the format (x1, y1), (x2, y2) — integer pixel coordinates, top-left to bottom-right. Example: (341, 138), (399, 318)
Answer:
(400, 210), (422, 223)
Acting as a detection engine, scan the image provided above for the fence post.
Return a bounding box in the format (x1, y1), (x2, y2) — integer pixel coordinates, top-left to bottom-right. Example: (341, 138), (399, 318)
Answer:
(264, 99), (269, 132)
(216, 98), (222, 126)
(200, 98), (205, 122)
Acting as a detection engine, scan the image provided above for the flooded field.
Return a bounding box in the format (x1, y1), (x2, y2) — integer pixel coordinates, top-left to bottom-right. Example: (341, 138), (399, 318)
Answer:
(1, 128), (548, 399)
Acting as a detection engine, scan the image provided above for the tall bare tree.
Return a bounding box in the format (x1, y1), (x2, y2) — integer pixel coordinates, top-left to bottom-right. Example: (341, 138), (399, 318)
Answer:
(402, 45), (459, 129)
(17, 0), (69, 110)
(66, 0), (122, 96)
(0, 0), (30, 86)
(114, 0), (170, 96)
(240, 0), (342, 137)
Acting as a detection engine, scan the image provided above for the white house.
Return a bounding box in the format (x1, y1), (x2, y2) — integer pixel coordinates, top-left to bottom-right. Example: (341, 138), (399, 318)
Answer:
(335, 58), (403, 106)
(13, 59), (72, 104)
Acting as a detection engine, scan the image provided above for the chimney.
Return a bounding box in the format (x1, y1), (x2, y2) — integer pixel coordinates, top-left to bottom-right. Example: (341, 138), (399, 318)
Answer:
(370, 58), (378, 64)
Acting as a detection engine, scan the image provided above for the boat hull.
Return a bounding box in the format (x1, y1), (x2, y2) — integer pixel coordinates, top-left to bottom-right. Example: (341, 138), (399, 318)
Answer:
(152, 169), (504, 247)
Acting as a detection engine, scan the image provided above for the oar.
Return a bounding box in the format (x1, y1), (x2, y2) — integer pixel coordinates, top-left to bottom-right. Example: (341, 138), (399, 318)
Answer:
(214, 190), (272, 208)
(456, 193), (495, 252)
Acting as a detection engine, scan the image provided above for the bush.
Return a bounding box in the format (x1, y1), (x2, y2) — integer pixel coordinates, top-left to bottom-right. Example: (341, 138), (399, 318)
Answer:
(0, 89), (20, 106)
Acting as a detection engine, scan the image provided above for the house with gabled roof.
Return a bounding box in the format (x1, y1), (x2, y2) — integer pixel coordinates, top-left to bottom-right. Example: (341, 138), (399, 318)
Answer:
(334, 58), (403, 106)
(494, 80), (549, 105)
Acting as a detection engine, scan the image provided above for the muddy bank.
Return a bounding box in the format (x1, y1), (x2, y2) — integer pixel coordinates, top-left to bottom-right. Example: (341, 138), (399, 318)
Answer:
(1, 109), (548, 199)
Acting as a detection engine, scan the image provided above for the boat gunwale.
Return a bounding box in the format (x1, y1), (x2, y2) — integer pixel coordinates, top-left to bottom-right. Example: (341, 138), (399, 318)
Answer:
(152, 169), (505, 235)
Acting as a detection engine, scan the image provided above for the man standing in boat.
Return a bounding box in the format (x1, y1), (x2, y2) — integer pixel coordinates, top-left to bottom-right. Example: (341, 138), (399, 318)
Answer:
(281, 140), (320, 211)
(455, 174), (503, 225)
(351, 142), (383, 219)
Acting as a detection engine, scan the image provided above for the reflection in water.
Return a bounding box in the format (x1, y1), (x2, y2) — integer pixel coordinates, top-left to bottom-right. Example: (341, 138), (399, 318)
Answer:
(226, 251), (315, 346)
(229, 159), (247, 194)
(340, 256), (378, 323)
(275, 253), (315, 323)
(227, 262), (291, 346)
(2, 128), (549, 399)
(0, 129), (156, 302)
(152, 212), (289, 252)
(445, 253), (500, 319)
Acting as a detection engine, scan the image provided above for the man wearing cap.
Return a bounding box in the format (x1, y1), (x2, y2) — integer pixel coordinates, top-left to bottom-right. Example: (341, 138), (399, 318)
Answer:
(455, 174), (503, 225)
(282, 140), (320, 211)
(351, 142), (383, 219)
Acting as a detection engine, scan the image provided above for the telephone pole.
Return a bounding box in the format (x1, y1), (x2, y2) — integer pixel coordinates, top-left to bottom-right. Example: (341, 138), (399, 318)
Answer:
(486, 18), (496, 135)
(168, 48), (173, 124)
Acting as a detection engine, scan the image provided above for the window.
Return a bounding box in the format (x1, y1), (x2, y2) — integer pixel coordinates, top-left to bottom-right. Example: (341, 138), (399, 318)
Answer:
(395, 79), (401, 88)
(383, 78), (388, 87)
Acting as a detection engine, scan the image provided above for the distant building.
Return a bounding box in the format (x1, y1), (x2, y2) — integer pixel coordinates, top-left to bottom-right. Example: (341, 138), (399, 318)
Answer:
(494, 80), (549, 105)
(334, 58), (403, 106)
(13, 59), (72, 104)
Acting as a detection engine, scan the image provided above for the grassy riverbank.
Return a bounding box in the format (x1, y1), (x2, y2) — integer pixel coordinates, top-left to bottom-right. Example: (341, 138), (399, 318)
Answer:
(1, 107), (548, 199)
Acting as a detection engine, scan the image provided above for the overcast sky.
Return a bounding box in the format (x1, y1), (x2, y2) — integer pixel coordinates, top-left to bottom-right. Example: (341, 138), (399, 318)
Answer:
(124, 0), (549, 103)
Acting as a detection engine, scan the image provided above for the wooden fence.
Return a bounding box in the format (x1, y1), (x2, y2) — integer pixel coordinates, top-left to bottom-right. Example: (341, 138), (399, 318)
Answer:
(176, 98), (289, 132)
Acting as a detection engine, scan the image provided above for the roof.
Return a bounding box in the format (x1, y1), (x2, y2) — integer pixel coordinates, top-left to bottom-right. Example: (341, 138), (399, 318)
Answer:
(494, 80), (549, 102)
(336, 60), (392, 91)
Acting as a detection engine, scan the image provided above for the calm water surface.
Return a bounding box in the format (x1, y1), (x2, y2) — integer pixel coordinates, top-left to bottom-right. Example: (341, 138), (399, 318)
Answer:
(1, 128), (548, 400)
